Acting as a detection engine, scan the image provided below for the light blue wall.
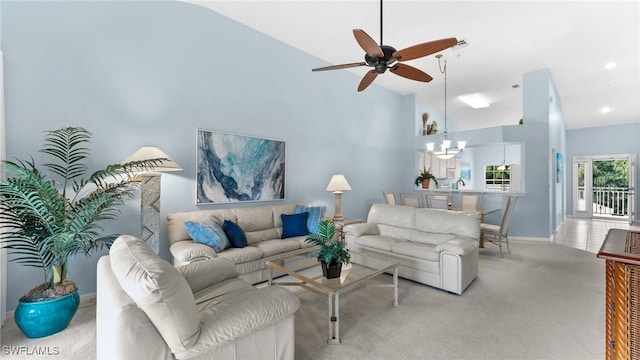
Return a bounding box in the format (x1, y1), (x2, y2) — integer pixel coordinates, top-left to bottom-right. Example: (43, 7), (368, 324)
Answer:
(1, 1), (412, 311)
(566, 123), (640, 216)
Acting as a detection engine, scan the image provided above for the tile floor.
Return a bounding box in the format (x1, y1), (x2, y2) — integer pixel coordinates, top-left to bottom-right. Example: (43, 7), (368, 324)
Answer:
(553, 217), (640, 254)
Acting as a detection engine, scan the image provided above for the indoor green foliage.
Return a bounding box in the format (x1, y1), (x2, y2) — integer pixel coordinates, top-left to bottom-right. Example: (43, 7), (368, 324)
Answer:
(304, 220), (351, 265)
(0, 127), (165, 293)
(414, 167), (438, 186)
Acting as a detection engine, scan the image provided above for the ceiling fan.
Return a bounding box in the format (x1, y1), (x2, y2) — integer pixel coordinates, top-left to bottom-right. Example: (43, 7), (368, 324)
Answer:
(312, 0), (458, 92)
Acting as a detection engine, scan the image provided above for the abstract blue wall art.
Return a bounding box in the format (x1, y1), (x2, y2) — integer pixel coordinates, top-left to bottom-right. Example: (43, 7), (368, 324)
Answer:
(196, 130), (286, 204)
(556, 152), (563, 183)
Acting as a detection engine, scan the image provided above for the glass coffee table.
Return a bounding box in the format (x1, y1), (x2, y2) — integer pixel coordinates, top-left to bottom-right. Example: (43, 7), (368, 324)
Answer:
(266, 247), (399, 344)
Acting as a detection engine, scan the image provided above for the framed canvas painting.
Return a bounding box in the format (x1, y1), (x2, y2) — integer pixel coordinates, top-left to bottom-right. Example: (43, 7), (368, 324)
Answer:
(556, 152), (563, 183)
(196, 129), (286, 204)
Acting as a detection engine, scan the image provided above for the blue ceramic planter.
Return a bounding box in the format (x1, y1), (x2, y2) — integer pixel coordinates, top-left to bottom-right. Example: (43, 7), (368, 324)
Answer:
(14, 290), (80, 338)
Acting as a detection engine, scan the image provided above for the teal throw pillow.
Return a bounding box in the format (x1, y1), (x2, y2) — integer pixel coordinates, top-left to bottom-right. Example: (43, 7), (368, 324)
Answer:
(281, 212), (309, 239)
(223, 220), (247, 248)
(295, 205), (326, 234)
(184, 216), (230, 252)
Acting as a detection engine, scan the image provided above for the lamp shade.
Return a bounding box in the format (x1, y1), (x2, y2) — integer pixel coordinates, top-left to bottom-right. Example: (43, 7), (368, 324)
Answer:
(122, 146), (182, 172)
(326, 174), (352, 192)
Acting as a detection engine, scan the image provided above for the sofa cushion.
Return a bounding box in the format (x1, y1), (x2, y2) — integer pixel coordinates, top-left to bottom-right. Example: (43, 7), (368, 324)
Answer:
(178, 287), (300, 359)
(176, 257), (239, 293)
(184, 215), (230, 252)
(217, 246), (263, 265)
(355, 235), (398, 252)
(391, 240), (440, 261)
(281, 212), (309, 238)
(109, 235), (200, 353)
(378, 224), (414, 241)
(223, 220), (248, 248)
(234, 205), (274, 232)
(408, 229), (455, 246)
(256, 239), (301, 257)
(368, 203), (416, 229)
(415, 208), (480, 239)
(294, 205), (326, 233)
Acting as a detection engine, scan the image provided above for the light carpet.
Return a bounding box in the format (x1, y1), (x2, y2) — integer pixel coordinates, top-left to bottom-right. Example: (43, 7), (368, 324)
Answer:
(1, 241), (605, 359)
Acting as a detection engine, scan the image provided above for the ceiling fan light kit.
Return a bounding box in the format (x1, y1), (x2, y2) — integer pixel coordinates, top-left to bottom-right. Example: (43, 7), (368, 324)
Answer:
(311, 0), (457, 92)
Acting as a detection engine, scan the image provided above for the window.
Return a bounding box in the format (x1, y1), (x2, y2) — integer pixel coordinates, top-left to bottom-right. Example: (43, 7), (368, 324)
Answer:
(485, 165), (511, 191)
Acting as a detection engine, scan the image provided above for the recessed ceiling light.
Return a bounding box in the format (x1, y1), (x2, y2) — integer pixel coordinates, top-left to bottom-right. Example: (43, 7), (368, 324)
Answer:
(458, 93), (490, 109)
(605, 62), (617, 69)
(601, 107), (611, 113)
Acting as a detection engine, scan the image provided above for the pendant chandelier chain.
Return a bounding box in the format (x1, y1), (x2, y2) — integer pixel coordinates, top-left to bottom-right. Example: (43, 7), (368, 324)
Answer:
(438, 54), (449, 135)
(426, 54), (465, 159)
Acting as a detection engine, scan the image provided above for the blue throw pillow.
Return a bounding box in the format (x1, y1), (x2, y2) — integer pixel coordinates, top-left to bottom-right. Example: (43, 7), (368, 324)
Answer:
(184, 216), (230, 252)
(281, 212), (309, 239)
(295, 205), (326, 234)
(223, 220), (247, 248)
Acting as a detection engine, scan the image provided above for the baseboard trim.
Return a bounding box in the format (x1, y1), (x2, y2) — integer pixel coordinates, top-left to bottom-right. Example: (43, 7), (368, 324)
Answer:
(509, 236), (551, 243)
(80, 292), (97, 309)
(3, 292), (96, 322)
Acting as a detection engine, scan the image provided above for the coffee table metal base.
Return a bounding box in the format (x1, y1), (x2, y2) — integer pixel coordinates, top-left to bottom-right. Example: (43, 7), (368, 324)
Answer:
(326, 266), (399, 344)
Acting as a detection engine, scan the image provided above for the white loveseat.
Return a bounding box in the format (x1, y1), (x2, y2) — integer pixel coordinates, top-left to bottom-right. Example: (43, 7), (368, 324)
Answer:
(167, 203), (319, 284)
(97, 235), (300, 360)
(343, 204), (480, 295)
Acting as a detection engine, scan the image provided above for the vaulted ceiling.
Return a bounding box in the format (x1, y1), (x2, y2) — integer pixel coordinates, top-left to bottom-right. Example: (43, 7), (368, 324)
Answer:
(183, 1), (639, 131)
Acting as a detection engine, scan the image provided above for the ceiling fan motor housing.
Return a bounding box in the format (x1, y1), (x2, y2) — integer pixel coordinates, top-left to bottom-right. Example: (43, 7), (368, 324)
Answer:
(365, 45), (397, 73)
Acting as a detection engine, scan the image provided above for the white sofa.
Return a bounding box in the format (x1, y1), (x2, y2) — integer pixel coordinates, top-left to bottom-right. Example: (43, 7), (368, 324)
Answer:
(167, 203), (318, 284)
(97, 235), (300, 360)
(343, 203), (480, 295)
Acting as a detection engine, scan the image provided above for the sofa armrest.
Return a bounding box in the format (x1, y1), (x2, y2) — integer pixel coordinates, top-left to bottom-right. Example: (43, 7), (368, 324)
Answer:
(344, 223), (380, 237)
(176, 258), (240, 293)
(173, 287), (300, 359)
(170, 240), (217, 266)
(435, 238), (479, 256)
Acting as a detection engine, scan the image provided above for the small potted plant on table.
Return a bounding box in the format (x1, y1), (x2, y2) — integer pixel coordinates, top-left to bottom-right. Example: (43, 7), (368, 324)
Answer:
(304, 220), (350, 279)
(414, 167), (438, 189)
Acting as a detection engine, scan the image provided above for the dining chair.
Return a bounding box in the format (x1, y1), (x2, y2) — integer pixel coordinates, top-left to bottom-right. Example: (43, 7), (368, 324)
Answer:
(400, 192), (423, 208)
(382, 190), (397, 205)
(425, 194), (450, 209)
(480, 196), (517, 258)
(460, 193), (483, 211)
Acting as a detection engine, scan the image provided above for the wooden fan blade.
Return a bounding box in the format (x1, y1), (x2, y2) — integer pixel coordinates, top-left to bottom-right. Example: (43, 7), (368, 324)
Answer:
(390, 63), (433, 82)
(393, 37), (458, 62)
(353, 29), (384, 57)
(312, 62), (367, 72)
(358, 70), (378, 92)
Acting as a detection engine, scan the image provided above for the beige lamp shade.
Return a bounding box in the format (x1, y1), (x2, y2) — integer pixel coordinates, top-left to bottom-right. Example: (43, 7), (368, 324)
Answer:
(326, 174), (351, 221)
(122, 146), (182, 172)
(326, 174), (352, 193)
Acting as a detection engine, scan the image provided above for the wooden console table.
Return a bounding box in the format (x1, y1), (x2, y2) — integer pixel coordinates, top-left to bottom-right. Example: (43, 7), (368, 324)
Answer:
(597, 229), (640, 360)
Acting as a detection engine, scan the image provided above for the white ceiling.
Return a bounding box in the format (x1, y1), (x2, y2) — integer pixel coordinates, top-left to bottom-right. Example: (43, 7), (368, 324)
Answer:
(183, 1), (640, 131)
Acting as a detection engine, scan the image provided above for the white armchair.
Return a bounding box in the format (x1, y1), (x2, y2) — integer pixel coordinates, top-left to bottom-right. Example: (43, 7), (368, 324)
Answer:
(97, 235), (300, 360)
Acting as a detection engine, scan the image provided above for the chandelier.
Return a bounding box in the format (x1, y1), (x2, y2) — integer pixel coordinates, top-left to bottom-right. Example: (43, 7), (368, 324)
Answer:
(426, 54), (466, 160)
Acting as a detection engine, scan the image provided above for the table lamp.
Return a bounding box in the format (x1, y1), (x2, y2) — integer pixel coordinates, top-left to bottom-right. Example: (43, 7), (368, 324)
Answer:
(122, 146), (181, 253)
(326, 174), (351, 221)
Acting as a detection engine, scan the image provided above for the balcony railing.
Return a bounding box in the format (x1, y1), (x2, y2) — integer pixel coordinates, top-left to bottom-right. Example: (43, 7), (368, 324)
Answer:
(578, 186), (630, 217)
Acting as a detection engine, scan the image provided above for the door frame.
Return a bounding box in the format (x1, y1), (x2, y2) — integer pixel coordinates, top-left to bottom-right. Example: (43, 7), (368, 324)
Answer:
(572, 154), (636, 224)
(573, 157), (592, 219)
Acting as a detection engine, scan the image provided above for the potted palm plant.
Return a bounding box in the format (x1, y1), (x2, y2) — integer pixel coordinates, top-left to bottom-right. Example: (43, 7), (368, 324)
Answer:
(0, 127), (165, 338)
(304, 220), (350, 279)
(415, 167), (438, 189)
